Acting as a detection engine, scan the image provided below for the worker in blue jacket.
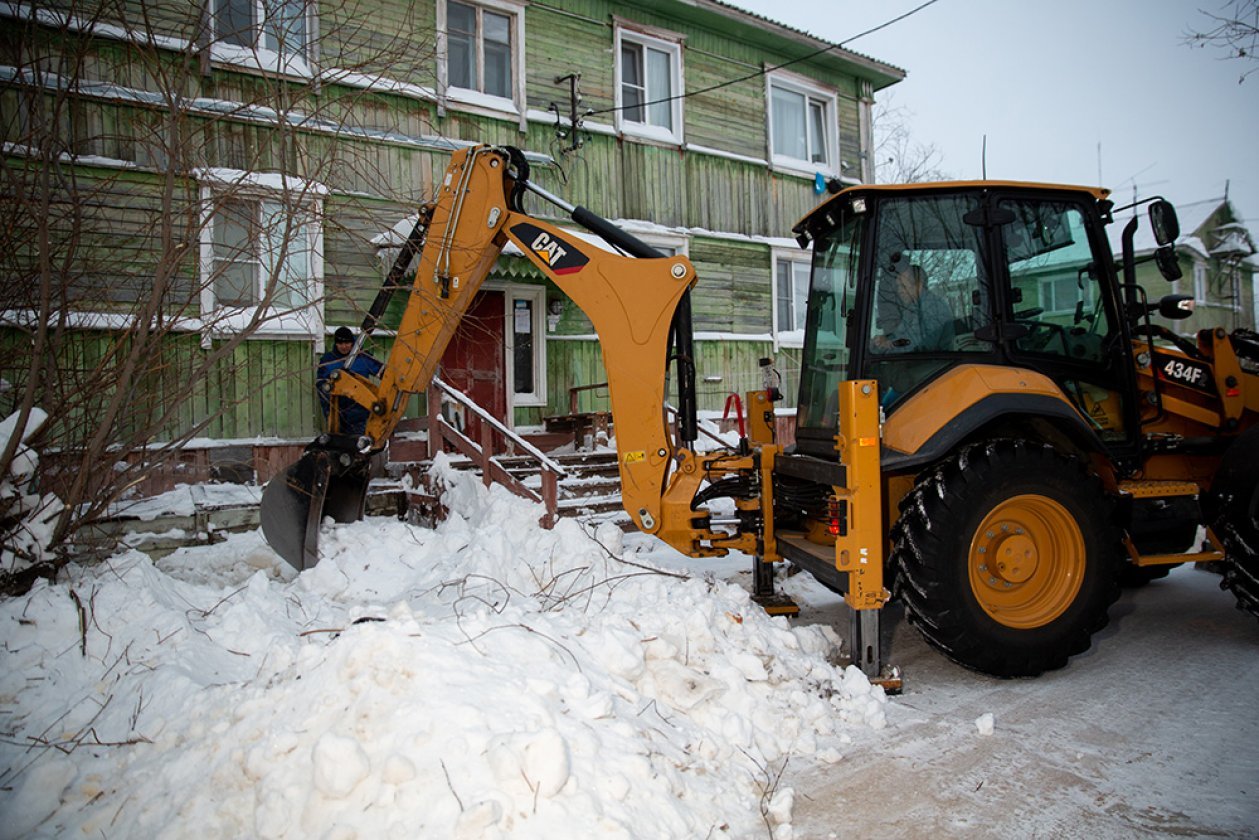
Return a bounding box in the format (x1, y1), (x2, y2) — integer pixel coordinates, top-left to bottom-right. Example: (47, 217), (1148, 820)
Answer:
(317, 326), (383, 436)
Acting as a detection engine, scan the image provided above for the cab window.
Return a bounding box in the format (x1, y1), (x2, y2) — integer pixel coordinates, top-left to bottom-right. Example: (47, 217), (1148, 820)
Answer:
(865, 193), (993, 406)
(999, 198), (1128, 441)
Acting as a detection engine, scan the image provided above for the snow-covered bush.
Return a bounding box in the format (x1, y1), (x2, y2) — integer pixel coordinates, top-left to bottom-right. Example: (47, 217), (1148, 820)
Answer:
(0, 409), (64, 579)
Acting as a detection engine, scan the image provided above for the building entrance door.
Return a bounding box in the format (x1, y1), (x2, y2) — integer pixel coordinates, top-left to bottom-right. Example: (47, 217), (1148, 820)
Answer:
(440, 290), (506, 441)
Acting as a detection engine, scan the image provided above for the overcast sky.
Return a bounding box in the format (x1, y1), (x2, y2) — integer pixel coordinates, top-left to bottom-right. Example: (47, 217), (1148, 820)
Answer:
(731, 0), (1258, 225)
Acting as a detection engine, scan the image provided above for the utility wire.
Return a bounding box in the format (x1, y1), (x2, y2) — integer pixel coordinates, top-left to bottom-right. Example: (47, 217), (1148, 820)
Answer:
(585, 0), (942, 118)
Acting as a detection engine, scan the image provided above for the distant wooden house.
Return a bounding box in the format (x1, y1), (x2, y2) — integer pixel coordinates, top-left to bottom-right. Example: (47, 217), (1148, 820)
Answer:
(0, 0), (903, 479)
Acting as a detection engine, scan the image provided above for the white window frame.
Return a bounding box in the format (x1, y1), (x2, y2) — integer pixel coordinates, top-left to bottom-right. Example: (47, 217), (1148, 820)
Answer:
(437, 0), (527, 126)
(209, 0), (316, 78)
(766, 70), (839, 178)
(634, 230), (689, 258)
(772, 248), (812, 348)
(1193, 259), (1208, 303)
(614, 23), (684, 145)
(198, 175), (324, 339)
(1038, 274), (1092, 316)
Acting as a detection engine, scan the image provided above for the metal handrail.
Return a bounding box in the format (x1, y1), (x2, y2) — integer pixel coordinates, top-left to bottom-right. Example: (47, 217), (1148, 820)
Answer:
(432, 415), (545, 504)
(433, 377), (568, 477)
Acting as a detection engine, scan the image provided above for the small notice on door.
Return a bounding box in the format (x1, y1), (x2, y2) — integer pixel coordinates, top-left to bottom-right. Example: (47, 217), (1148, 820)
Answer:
(514, 300), (532, 334)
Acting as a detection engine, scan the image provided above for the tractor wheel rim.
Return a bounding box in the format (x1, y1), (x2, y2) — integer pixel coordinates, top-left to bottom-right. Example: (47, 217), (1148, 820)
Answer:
(968, 494), (1085, 629)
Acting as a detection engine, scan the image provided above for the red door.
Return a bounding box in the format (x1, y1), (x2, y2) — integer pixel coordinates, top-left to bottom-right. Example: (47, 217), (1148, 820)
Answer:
(439, 290), (506, 442)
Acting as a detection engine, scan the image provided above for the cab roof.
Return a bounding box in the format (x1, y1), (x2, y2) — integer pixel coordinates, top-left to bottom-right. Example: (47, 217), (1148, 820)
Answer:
(798, 180), (1112, 233)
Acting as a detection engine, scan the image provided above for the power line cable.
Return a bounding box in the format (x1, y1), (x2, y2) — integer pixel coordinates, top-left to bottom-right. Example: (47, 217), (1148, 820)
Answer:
(585, 0), (942, 118)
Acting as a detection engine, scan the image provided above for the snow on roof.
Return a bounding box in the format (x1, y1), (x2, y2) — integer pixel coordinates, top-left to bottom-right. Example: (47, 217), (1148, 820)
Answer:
(1109, 196), (1233, 259)
(708, 0), (906, 84)
(193, 167), (329, 197)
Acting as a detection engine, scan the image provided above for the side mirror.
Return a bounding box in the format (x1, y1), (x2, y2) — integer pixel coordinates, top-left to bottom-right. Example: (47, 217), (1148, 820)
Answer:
(1155, 246), (1182, 281)
(1156, 294), (1195, 320)
(1149, 200), (1180, 246)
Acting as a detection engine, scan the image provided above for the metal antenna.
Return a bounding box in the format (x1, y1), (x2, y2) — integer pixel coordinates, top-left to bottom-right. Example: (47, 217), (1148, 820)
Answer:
(981, 135), (987, 179)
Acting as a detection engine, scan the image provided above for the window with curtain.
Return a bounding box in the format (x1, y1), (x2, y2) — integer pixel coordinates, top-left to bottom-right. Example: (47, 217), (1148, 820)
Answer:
(616, 28), (683, 142)
(768, 75), (836, 172)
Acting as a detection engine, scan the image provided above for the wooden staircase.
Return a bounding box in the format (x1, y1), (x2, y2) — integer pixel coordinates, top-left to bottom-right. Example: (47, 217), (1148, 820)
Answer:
(383, 449), (627, 528)
(374, 378), (626, 528)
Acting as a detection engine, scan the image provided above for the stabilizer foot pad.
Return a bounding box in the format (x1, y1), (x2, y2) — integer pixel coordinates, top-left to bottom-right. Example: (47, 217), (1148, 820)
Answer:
(752, 592), (800, 617)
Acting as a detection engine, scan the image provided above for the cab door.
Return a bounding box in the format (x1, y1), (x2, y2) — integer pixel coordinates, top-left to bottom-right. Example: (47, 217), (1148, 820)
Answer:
(993, 195), (1139, 451)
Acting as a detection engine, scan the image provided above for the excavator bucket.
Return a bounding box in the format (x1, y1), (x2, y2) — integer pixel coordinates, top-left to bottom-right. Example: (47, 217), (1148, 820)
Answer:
(260, 442), (372, 572)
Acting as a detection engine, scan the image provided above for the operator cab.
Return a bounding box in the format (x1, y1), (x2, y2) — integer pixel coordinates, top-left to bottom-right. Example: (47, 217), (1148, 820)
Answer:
(791, 182), (1141, 461)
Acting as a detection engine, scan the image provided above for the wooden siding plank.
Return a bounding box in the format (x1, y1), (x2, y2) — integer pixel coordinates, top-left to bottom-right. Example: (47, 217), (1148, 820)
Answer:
(19, 0), (889, 443)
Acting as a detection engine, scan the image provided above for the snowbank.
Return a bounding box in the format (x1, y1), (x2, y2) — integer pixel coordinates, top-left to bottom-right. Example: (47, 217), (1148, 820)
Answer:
(0, 456), (885, 838)
(0, 408), (63, 573)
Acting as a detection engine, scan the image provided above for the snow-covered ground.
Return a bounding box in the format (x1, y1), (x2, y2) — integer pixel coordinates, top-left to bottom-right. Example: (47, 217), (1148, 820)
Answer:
(788, 566), (1259, 838)
(0, 458), (885, 838)
(2, 457), (1256, 838)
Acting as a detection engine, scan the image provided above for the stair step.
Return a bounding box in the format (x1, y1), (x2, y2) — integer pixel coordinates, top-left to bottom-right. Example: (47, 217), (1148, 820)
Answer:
(384, 447), (624, 525)
(1125, 529), (1225, 566)
(559, 478), (622, 498)
(1117, 480), (1202, 498)
(389, 458), (617, 480)
(557, 494), (625, 515)
(387, 437), (429, 462)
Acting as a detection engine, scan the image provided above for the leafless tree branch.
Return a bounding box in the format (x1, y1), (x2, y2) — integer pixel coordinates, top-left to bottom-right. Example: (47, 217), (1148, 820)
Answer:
(1185, 1), (1259, 83)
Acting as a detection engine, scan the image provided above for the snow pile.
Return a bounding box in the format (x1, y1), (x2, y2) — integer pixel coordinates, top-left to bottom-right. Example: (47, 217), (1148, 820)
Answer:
(0, 409), (64, 573)
(0, 455), (886, 838)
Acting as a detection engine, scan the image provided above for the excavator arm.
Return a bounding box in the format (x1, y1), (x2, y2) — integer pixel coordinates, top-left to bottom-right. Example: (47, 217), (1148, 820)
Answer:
(261, 145), (768, 568)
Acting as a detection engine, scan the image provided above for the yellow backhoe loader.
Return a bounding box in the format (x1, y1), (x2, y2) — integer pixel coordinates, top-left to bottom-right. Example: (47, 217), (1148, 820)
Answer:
(261, 145), (1258, 680)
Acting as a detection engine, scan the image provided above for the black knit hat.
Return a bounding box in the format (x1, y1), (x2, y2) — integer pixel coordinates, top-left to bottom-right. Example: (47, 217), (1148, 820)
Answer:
(334, 326), (354, 343)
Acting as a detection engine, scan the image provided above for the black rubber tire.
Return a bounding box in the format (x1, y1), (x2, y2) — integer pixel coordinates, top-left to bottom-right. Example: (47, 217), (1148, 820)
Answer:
(891, 439), (1124, 678)
(1203, 426), (1259, 622)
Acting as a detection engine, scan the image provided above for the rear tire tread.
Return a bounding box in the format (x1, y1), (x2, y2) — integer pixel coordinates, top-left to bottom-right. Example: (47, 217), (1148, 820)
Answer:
(1202, 426), (1259, 623)
(891, 439), (1123, 677)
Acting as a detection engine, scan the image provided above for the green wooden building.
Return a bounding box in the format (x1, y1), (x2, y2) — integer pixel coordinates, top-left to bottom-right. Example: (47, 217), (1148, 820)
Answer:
(1117, 196), (1256, 338)
(0, 0), (903, 477)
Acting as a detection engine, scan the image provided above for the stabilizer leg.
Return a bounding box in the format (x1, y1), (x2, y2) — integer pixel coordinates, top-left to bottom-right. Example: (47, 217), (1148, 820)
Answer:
(848, 606), (903, 693)
(751, 554), (800, 617)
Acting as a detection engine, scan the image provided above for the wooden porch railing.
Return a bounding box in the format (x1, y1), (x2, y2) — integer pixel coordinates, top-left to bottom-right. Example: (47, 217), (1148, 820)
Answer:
(567, 381), (608, 414)
(549, 384), (732, 452)
(425, 378), (568, 527)
(545, 381), (613, 450)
